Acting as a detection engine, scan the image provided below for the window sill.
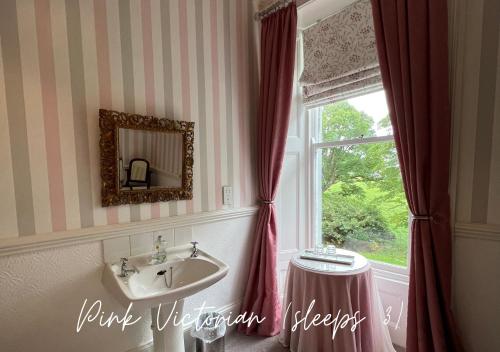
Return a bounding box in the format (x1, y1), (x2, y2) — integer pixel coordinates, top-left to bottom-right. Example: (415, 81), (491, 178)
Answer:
(370, 260), (409, 285)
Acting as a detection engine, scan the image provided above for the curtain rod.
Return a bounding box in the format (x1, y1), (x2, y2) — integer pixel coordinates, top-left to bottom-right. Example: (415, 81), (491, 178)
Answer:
(254, 0), (293, 21)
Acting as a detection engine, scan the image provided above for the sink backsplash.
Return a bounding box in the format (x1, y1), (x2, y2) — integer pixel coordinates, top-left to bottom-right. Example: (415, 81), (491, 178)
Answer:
(102, 226), (193, 263)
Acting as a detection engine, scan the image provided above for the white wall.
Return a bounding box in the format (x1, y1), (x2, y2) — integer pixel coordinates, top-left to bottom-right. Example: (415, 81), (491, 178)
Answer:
(0, 213), (256, 352)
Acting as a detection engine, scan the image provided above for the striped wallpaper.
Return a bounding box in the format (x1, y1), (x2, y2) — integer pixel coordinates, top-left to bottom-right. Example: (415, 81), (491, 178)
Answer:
(454, 0), (500, 226)
(0, 0), (258, 238)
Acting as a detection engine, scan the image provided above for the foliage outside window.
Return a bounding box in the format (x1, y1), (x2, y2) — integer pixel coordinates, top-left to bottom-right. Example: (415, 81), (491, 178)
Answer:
(315, 91), (409, 266)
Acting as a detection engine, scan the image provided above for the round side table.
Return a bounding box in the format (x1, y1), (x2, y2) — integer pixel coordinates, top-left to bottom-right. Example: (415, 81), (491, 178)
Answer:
(279, 249), (395, 352)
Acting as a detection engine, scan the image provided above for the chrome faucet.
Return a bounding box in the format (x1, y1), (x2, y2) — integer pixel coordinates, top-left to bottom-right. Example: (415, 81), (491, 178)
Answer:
(118, 258), (139, 278)
(190, 241), (199, 258)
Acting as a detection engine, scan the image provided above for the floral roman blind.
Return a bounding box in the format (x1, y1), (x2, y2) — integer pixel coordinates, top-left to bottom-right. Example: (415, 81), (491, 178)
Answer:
(299, 0), (382, 105)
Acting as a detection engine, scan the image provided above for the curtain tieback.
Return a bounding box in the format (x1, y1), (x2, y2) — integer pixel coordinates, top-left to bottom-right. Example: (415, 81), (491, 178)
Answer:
(259, 199), (274, 205)
(412, 214), (433, 221)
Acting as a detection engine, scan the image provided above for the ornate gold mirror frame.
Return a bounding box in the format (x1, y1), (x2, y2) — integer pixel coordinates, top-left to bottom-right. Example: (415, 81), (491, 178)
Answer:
(99, 109), (194, 206)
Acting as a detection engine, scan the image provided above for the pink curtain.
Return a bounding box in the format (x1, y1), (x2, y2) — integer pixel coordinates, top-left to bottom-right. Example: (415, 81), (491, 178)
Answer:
(370, 0), (463, 351)
(238, 3), (297, 336)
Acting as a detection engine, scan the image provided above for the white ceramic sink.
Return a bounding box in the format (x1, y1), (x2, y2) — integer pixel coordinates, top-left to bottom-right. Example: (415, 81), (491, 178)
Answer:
(128, 257), (220, 300)
(102, 244), (229, 352)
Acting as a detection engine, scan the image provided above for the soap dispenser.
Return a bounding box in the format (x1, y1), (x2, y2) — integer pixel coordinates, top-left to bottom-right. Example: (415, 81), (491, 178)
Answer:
(151, 235), (167, 264)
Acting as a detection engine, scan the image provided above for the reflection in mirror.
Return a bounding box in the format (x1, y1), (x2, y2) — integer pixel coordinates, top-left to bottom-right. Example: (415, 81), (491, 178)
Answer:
(118, 128), (183, 190)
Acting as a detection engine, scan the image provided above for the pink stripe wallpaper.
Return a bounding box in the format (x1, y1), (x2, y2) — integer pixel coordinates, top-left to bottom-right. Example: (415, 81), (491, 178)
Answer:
(140, 0), (160, 219)
(0, 0), (258, 238)
(178, 0), (194, 214)
(236, 0), (249, 206)
(35, 0), (67, 232)
(94, 0), (118, 225)
(211, 0), (223, 209)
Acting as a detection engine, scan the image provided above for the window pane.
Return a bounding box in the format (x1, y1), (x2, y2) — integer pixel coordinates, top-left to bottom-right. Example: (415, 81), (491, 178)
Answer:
(320, 90), (393, 142)
(320, 141), (408, 266)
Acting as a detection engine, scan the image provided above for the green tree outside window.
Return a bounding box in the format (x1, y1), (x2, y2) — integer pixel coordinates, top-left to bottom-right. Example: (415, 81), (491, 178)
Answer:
(320, 102), (408, 266)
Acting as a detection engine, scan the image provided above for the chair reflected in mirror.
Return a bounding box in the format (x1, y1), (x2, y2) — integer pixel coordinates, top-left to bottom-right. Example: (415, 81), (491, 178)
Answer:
(125, 158), (151, 190)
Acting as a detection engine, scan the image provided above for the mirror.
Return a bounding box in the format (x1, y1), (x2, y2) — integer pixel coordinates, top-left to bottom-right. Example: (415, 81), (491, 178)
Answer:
(118, 129), (183, 190)
(99, 109), (194, 206)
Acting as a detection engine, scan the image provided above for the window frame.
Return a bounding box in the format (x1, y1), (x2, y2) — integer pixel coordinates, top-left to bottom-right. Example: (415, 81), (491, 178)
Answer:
(307, 98), (411, 276)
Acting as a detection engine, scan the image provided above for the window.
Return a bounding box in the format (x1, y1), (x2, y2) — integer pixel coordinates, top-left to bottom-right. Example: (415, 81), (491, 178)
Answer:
(311, 90), (409, 267)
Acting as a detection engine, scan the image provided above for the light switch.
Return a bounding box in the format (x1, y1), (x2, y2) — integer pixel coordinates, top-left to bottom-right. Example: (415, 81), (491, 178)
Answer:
(222, 186), (233, 205)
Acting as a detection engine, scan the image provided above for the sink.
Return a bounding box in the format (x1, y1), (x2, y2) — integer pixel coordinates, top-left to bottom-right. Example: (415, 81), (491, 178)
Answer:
(102, 244), (228, 310)
(102, 244), (229, 352)
(128, 257), (221, 300)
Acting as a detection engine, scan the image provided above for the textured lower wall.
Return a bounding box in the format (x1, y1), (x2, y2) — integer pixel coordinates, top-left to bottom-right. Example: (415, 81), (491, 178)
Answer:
(0, 214), (256, 352)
